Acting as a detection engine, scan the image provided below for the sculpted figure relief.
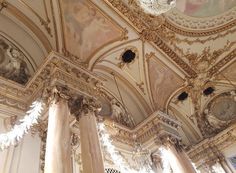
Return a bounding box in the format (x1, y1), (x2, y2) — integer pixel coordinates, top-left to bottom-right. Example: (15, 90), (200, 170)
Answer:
(0, 42), (30, 84)
(111, 99), (135, 128)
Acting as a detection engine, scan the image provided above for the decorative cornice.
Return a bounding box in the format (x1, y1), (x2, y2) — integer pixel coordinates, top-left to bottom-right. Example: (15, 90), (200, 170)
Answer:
(0, 52), (102, 111)
(187, 125), (236, 165)
(165, 7), (236, 31)
(209, 49), (236, 76)
(104, 111), (180, 146)
(153, 38), (197, 77)
(164, 19), (236, 37)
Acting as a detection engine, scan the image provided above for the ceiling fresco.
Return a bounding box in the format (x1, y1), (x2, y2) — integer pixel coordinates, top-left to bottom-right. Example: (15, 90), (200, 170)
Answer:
(0, 0), (236, 147)
(176, 0), (236, 17)
(148, 57), (184, 110)
(0, 36), (34, 85)
(61, 0), (123, 61)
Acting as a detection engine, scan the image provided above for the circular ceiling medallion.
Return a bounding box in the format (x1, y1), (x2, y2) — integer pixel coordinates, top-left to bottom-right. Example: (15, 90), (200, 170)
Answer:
(211, 97), (236, 121)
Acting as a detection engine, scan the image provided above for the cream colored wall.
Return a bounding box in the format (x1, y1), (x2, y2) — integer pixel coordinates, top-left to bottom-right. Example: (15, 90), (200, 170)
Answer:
(222, 143), (236, 173)
(0, 116), (41, 173)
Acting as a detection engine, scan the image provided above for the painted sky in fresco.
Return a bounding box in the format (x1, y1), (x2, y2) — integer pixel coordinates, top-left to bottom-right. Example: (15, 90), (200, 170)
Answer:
(176, 0), (236, 17)
(62, 0), (122, 61)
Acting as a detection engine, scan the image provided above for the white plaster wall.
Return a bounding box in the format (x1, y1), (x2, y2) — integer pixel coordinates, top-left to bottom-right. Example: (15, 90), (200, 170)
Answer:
(17, 134), (41, 173)
(0, 116), (41, 173)
(222, 143), (236, 173)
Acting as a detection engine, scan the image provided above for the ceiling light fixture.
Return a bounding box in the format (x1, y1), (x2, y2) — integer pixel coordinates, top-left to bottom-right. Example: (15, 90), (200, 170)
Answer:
(138, 0), (176, 16)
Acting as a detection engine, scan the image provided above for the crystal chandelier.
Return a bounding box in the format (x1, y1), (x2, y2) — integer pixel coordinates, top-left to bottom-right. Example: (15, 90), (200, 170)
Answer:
(138, 0), (176, 16)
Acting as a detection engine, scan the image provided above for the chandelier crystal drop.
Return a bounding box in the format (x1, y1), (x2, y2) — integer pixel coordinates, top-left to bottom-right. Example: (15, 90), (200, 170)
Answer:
(0, 100), (44, 150)
(139, 0), (176, 16)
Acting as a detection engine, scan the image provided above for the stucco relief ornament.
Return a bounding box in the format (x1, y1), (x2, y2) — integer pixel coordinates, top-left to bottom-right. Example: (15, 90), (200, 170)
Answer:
(111, 99), (135, 128)
(138, 0), (176, 15)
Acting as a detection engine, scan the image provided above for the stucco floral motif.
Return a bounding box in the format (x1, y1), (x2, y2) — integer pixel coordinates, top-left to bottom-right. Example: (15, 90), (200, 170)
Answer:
(148, 58), (184, 110)
(62, 0), (122, 61)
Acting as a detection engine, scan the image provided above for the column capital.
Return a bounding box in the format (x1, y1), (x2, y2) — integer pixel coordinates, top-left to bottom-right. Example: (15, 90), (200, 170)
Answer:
(158, 135), (184, 152)
(69, 96), (101, 121)
(42, 85), (71, 104)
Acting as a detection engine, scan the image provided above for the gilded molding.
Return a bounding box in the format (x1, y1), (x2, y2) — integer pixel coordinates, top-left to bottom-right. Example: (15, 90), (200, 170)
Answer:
(209, 49), (236, 76)
(153, 38), (197, 78)
(165, 7), (236, 31)
(104, 0), (197, 78)
(105, 111), (180, 146)
(0, 52), (102, 111)
(187, 125), (236, 166)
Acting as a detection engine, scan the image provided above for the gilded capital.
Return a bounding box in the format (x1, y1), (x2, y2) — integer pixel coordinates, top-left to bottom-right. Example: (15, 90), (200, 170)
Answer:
(69, 96), (101, 121)
(42, 85), (71, 104)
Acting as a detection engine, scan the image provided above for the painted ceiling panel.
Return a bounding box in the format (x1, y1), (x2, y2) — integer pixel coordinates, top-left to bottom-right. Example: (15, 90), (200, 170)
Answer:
(61, 0), (123, 62)
(148, 56), (184, 110)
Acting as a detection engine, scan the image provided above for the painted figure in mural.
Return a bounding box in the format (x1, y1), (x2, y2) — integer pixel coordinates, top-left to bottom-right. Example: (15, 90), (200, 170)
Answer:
(0, 45), (30, 84)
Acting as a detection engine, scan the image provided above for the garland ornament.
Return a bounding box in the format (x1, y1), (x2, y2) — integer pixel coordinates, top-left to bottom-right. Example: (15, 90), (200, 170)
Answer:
(98, 122), (155, 173)
(0, 100), (44, 150)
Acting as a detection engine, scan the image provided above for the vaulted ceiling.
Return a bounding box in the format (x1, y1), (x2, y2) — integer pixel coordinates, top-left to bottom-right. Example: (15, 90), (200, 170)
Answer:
(0, 0), (236, 146)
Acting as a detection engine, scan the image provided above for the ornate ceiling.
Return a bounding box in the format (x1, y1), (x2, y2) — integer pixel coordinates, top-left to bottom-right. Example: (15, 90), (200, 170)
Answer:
(0, 0), (236, 146)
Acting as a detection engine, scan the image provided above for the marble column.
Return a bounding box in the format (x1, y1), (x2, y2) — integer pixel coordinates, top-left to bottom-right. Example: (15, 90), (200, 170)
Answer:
(218, 157), (233, 173)
(71, 97), (104, 173)
(163, 138), (196, 173)
(44, 86), (72, 173)
(151, 154), (163, 173)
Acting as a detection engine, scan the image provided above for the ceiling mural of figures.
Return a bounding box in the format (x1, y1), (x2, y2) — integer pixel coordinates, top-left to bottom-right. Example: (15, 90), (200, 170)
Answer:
(176, 0), (236, 17)
(148, 57), (184, 110)
(62, 0), (123, 61)
(0, 37), (33, 85)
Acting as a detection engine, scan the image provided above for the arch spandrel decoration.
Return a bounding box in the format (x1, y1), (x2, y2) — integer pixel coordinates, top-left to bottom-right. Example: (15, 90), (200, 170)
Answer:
(0, 35), (35, 85)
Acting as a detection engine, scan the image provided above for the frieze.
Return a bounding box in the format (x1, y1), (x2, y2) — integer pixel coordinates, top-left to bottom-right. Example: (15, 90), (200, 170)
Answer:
(187, 125), (236, 166)
(0, 52), (102, 111)
(105, 111), (180, 146)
